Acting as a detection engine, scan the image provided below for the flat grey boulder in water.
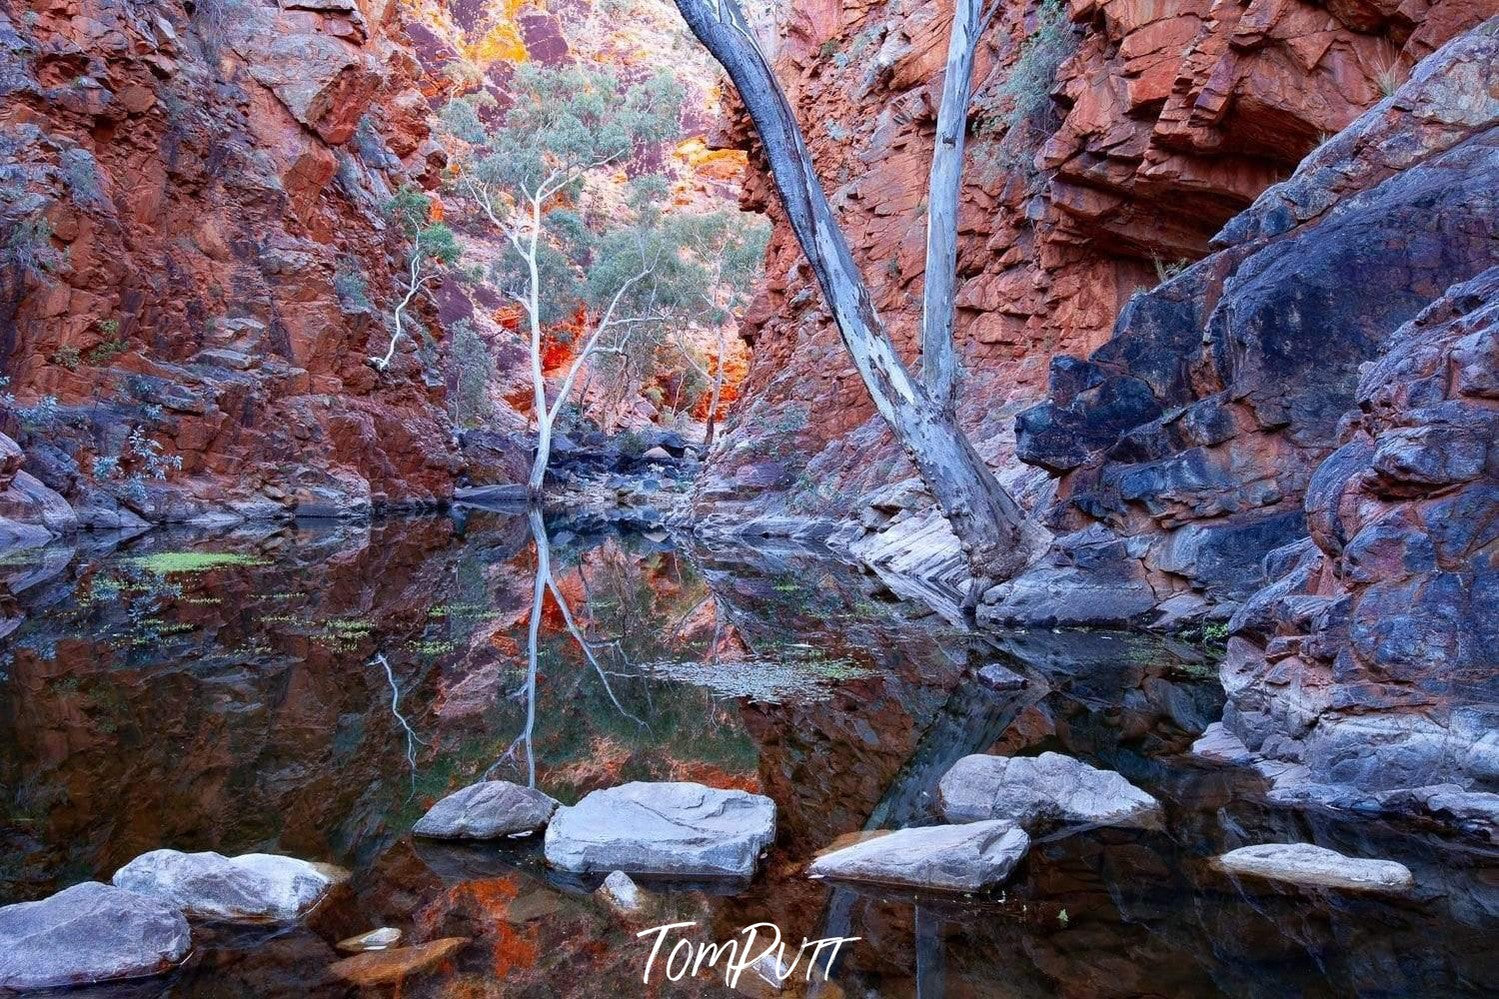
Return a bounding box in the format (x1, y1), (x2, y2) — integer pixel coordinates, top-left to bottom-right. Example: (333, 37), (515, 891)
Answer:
(413, 780), (559, 839)
(1217, 843), (1414, 893)
(113, 849), (343, 922)
(544, 781), (776, 877)
(807, 820), (1029, 892)
(938, 752), (1160, 829)
(0, 881), (191, 989)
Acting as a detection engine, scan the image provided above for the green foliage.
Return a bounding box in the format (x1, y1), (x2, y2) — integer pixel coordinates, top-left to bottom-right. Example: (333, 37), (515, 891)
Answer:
(2, 214), (63, 277)
(438, 64), (683, 214)
(992, 0), (1075, 134)
(50, 345), (79, 370)
(384, 185), (460, 268)
(450, 319), (494, 429)
(332, 262), (372, 312)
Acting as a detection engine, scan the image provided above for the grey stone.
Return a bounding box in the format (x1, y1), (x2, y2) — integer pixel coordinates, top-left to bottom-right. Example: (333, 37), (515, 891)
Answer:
(0, 881), (191, 990)
(544, 781), (776, 878)
(1217, 843), (1413, 893)
(112, 849), (344, 922)
(976, 663), (1026, 691)
(938, 752), (1161, 829)
(337, 927), (402, 953)
(412, 780), (558, 840)
(1192, 722), (1253, 765)
(807, 820), (1029, 892)
(596, 870), (645, 915)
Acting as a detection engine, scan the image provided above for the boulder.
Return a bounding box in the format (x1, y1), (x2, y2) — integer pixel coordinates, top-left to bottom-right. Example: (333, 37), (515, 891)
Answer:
(544, 781), (776, 878)
(0, 881), (191, 990)
(412, 780), (558, 840)
(596, 870), (646, 915)
(938, 752), (1160, 829)
(807, 820), (1029, 892)
(1217, 843), (1414, 893)
(112, 850), (344, 922)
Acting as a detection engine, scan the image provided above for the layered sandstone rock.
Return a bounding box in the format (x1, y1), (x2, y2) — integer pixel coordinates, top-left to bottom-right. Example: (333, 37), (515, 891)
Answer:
(695, 0), (1494, 541)
(0, 0), (471, 527)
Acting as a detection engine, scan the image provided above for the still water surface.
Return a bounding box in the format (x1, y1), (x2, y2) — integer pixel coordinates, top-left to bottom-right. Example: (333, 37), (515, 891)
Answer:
(0, 512), (1494, 996)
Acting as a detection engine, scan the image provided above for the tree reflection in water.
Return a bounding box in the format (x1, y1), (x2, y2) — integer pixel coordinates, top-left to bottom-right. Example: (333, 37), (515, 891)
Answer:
(488, 508), (648, 789)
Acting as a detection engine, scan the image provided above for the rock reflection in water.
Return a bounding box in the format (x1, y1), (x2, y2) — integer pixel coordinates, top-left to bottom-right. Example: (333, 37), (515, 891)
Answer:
(0, 516), (1494, 996)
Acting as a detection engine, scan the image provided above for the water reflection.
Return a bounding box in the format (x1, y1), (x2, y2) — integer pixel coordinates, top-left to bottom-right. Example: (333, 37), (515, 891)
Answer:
(0, 515), (1494, 997)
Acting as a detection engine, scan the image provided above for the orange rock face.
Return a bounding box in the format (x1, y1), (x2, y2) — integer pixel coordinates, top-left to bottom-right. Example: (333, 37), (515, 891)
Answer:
(0, 0), (470, 522)
(698, 0), (1496, 521)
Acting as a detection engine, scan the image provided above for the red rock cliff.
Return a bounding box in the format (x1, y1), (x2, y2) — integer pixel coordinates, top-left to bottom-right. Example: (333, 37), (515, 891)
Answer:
(0, 0), (466, 525)
(696, 0), (1495, 525)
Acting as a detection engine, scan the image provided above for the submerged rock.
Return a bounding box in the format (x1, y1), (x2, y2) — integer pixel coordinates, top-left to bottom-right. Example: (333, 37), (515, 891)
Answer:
(113, 849), (344, 922)
(939, 752), (1161, 829)
(0, 881), (191, 990)
(596, 870), (646, 916)
(330, 937), (467, 987)
(544, 781), (776, 878)
(1217, 844), (1414, 894)
(337, 927), (403, 953)
(412, 780), (559, 840)
(807, 820), (1029, 892)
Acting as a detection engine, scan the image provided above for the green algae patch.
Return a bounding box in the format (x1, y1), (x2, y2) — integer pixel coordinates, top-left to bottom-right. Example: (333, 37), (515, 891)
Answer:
(127, 551), (268, 574)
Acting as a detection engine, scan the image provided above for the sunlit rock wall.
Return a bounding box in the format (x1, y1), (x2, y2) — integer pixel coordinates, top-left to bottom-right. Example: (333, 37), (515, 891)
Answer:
(0, 0), (471, 525)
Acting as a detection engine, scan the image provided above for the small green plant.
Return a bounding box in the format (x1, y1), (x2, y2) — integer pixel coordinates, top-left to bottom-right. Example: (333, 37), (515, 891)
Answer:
(50, 345), (80, 370)
(1153, 257), (1189, 283)
(1373, 43), (1405, 98)
(332, 262), (372, 312)
(84, 335), (129, 365)
(818, 38), (841, 61)
(2, 214), (64, 277)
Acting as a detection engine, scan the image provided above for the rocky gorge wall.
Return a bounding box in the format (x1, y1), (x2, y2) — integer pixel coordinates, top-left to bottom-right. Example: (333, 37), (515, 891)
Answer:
(1016, 19), (1498, 824)
(693, 0), (1495, 562)
(1, 0), (476, 534)
(695, 1), (1497, 820)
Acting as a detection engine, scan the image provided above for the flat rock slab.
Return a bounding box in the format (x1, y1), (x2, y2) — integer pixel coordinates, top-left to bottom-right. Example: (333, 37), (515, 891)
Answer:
(1191, 722), (1253, 765)
(113, 849), (344, 922)
(0, 881), (191, 990)
(1218, 843), (1414, 893)
(413, 780), (558, 839)
(544, 781), (776, 878)
(337, 927), (402, 953)
(939, 752), (1160, 829)
(330, 937), (467, 987)
(807, 820), (1029, 893)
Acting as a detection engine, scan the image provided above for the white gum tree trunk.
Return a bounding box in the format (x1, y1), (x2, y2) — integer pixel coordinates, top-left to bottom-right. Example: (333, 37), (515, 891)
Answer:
(672, 0), (1041, 585)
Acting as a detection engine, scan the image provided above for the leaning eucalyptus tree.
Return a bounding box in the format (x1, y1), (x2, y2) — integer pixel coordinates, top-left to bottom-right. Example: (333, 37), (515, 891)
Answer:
(672, 0), (1044, 588)
(436, 66), (686, 496)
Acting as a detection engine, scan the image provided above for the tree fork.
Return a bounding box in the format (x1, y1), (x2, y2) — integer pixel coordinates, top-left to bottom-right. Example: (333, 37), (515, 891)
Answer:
(672, 0), (1043, 587)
